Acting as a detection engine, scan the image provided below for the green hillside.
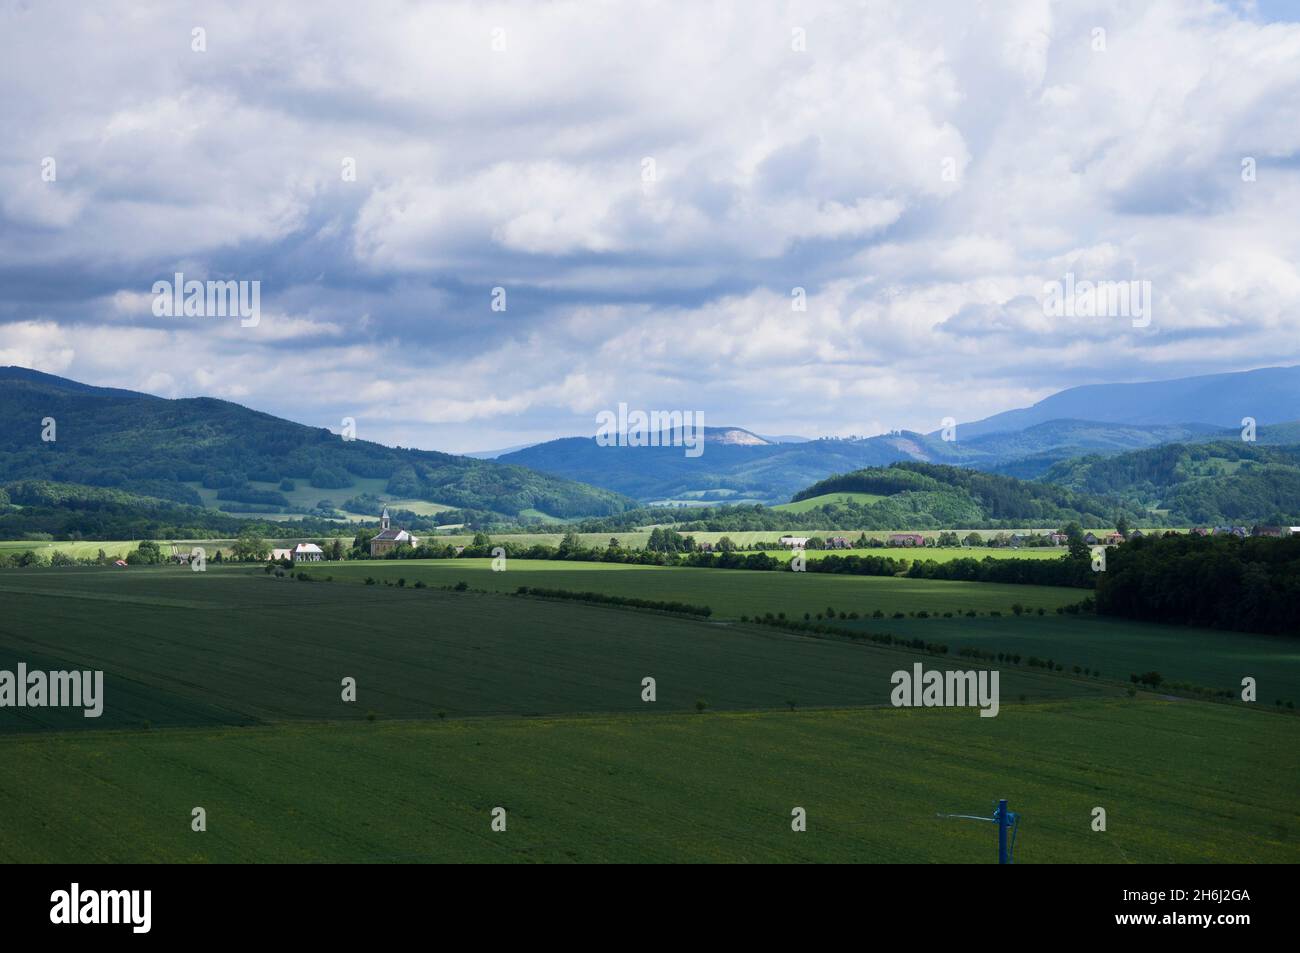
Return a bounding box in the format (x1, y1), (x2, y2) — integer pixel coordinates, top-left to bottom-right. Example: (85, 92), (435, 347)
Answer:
(1042, 441), (1300, 524)
(784, 462), (1150, 528)
(0, 367), (633, 522)
(772, 491), (887, 512)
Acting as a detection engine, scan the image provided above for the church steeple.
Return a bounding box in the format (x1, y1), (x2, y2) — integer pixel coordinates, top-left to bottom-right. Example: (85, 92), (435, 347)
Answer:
(381, 507), (390, 531)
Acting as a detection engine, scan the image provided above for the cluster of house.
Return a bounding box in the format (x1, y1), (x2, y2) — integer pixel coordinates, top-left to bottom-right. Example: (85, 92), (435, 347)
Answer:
(1201, 525), (1300, 538)
(775, 536), (853, 549)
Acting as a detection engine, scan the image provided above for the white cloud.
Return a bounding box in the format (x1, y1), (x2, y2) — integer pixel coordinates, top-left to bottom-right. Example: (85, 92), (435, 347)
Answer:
(0, 0), (1297, 452)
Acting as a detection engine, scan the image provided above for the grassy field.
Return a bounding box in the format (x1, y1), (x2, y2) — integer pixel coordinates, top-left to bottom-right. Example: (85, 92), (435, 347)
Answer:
(1, 564), (1295, 863)
(189, 476), (391, 516)
(0, 567), (1104, 734)
(760, 546), (1064, 564)
(430, 531), (1099, 549)
(772, 492), (888, 512)
(0, 539), (242, 560)
(319, 558), (1085, 618)
(842, 615), (1300, 702)
(1, 700), (1294, 863)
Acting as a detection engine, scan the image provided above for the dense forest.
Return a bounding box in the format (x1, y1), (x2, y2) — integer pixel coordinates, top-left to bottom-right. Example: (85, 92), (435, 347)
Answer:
(1095, 534), (1300, 634)
(0, 481), (359, 540)
(1042, 441), (1300, 524)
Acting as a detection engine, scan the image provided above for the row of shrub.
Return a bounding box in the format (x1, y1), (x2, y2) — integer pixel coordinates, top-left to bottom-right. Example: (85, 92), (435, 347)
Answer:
(512, 585), (713, 617)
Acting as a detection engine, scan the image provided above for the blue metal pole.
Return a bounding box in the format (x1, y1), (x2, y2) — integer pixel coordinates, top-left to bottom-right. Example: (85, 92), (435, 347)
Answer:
(998, 799), (1009, 865)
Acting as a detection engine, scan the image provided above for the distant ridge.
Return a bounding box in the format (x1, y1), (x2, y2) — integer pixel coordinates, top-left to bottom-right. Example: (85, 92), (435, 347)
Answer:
(954, 365), (1300, 438)
(0, 365), (152, 400)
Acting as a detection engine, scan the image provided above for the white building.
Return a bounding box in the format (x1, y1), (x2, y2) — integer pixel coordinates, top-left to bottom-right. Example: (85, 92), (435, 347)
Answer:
(292, 543), (324, 562)
(779, 536), (809, 549)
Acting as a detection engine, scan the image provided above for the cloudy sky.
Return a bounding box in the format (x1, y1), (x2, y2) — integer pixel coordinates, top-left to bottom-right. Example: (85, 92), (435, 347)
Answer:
(2, 0), (1298, 453)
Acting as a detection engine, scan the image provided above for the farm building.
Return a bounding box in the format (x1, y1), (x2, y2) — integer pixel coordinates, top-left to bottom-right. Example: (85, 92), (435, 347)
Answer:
(292, 543), (324, 562)
(270, 548), (293, 562)
(1083, 532), (1099, 545)
(1251, 525), (1288, 538)
(888, 533), (926, 547)
(826, 536), (851, 549)
(1049, 533), (1069, 545)
(779, 536), (809, 549)
(1105, 532), (1125, 545)
(370, 508), (421, 556)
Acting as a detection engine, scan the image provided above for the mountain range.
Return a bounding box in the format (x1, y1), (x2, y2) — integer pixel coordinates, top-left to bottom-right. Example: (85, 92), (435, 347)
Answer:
(2, 364), (1298, 528)
(497, 366), (1300, 505)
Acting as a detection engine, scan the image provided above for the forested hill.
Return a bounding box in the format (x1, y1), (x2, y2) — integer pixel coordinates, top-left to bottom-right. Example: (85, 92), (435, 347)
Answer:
(1041, 441), (1300, 524)
(788, 462), (1149, 526)
(0, 368), (634, 520)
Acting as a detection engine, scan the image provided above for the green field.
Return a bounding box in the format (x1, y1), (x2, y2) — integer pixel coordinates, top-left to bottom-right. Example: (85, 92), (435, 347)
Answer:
(320, 558), (1085, 619)
(0, 539), (241, 560)
(189, 476), (391, 516)
(1, 700), (1294, 863)
(1, 564), (1295, 863)
(843, 615), (1300, 702)
(762, 546), (1065, 564)
(0, 567), (1103, 734)
(772, 492), (888, 512)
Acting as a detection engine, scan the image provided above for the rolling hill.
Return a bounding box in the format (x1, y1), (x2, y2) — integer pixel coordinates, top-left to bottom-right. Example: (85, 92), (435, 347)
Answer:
(1041, 441), (1300, 524)
(0, 367), (635, 522)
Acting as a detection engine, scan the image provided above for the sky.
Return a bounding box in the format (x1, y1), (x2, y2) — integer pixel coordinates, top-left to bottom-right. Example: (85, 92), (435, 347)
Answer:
(1, 0), (1298, 453)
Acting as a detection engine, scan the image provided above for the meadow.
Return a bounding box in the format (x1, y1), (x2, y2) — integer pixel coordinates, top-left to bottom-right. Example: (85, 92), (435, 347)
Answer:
(0, 566), (1102, 734)
(1, 700), (1293, 863)
(320, 558), (1085, 618)
(771, 491), (888, 512)
(842, 614), (1300, 702)
(1, 562), (1295, 863)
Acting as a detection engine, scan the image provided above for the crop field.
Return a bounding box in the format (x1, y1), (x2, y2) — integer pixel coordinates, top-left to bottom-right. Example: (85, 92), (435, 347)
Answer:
(840, 615), (1300, 702)
(0, 567), (1104, 734)
(1, 564), (1295, 863)
(0, 699), (1294, 863)
(319, 558), (1085, 618)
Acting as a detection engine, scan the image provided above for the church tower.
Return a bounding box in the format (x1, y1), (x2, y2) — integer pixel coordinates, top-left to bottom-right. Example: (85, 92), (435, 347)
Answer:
(381, 507), (390, 531)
